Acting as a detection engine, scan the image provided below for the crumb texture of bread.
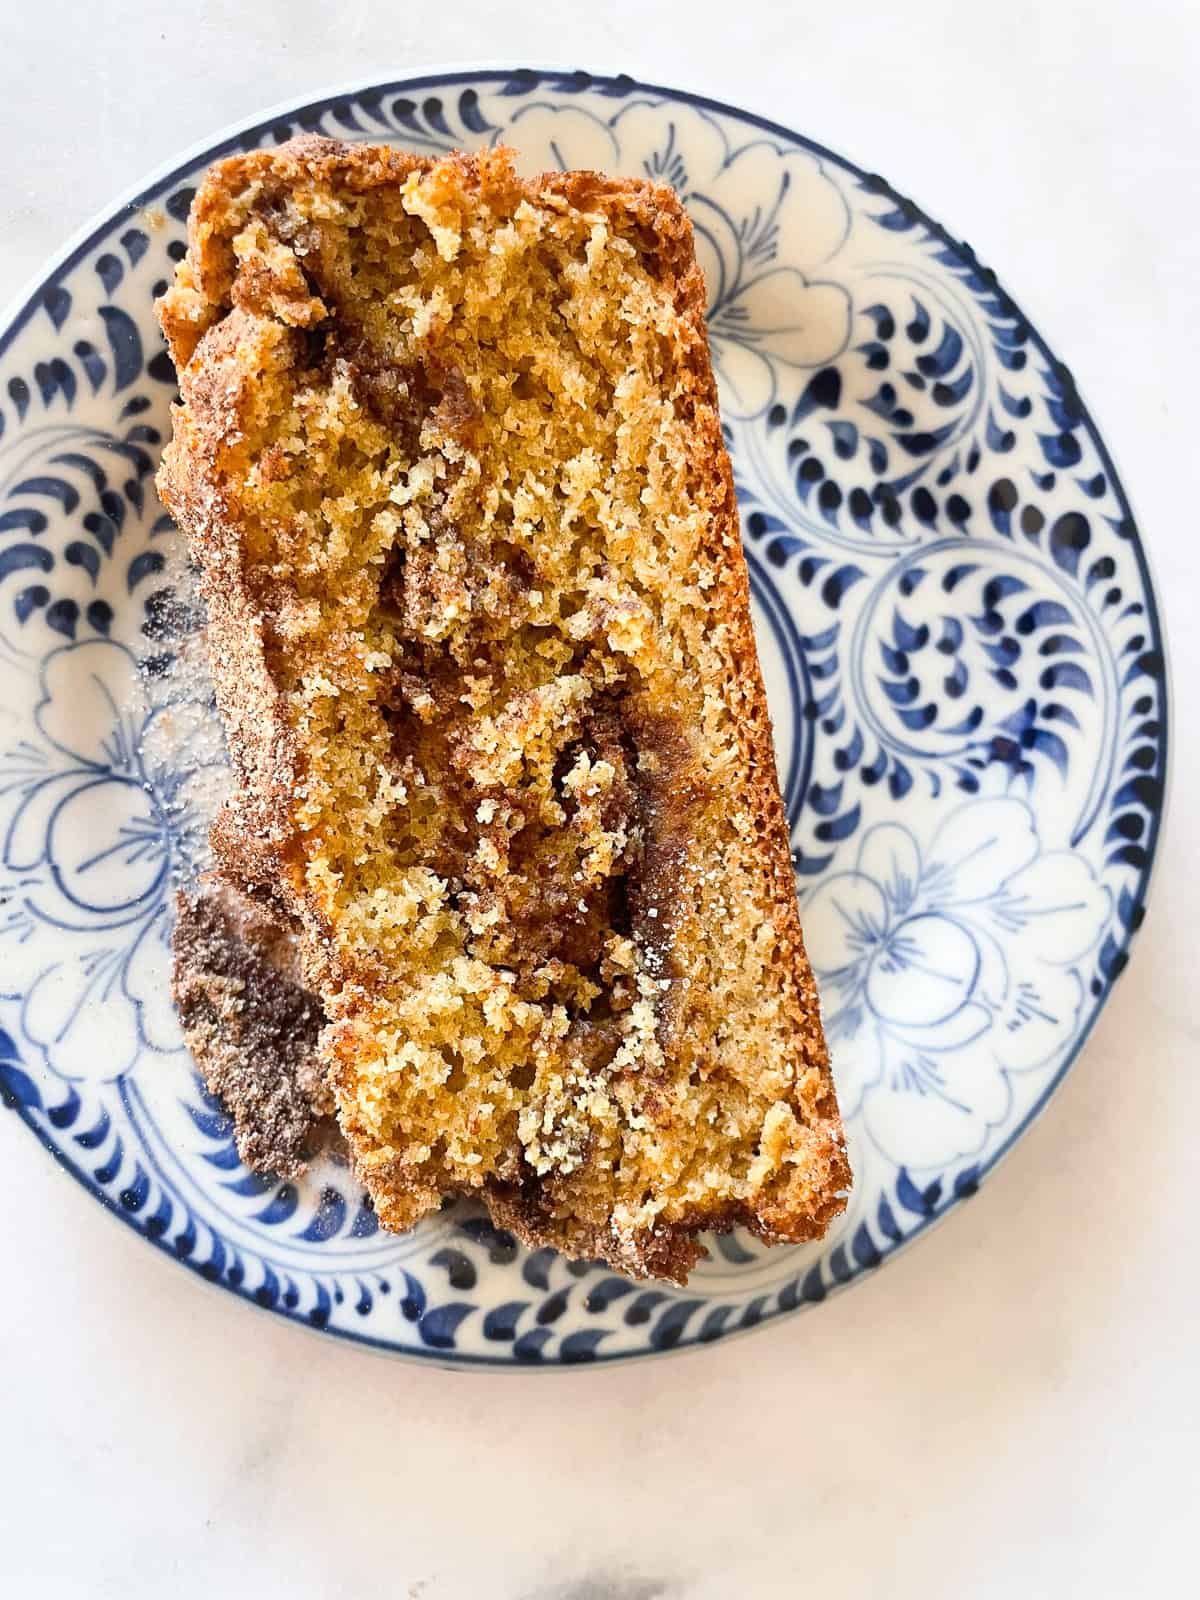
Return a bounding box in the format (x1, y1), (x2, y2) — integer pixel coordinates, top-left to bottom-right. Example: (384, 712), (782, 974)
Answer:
(158, 138), (848, 1281)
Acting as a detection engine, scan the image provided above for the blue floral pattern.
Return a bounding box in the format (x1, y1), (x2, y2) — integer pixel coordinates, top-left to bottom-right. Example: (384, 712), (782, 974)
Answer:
(804, 800), (1110, 1168)
(0, 70), (1166, 1365)
(0, 638), (219, 1079)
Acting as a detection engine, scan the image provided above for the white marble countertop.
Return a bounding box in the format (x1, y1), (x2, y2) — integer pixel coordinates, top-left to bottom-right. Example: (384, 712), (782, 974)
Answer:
(1, 4), (1197, 1596)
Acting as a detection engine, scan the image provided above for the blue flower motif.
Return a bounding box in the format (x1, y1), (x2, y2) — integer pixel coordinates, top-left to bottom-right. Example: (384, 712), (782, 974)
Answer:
(0, 638), (224, 1081)
(803, 799), (1111, 1169)
(686, 143), (852, 418)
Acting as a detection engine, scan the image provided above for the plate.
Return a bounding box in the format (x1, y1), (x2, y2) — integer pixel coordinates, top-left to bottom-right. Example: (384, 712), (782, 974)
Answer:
(0, 68), (1167, 1366)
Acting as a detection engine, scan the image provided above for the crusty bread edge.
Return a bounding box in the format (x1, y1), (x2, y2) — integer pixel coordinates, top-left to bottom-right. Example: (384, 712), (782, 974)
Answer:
(157, 138), (850, 1284)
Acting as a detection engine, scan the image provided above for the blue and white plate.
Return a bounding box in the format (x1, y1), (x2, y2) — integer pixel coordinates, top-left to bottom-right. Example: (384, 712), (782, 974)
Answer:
(0, 69), (1167, 1366)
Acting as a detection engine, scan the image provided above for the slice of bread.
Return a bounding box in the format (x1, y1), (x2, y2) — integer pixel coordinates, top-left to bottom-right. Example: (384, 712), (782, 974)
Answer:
(158, 138), (848, 1281)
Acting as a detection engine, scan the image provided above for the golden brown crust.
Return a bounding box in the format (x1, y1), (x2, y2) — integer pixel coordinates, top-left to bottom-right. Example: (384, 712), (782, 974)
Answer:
(158, 138), (849, 1283)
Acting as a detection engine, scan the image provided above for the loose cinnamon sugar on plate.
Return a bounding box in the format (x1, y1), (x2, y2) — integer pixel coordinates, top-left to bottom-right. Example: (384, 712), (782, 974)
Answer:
(157, 137), (849, 1282)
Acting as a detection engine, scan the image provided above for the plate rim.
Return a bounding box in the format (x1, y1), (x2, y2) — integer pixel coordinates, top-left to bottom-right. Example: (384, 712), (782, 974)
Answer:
(0, 62), (1171, 1367)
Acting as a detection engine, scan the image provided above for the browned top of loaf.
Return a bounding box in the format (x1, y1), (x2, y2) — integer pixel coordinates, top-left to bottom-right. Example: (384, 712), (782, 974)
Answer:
(157, 137), (849, 1282)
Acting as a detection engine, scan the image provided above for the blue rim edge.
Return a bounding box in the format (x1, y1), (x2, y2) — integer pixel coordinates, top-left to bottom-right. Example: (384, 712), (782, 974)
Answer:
(0, 65), (1170, 1369)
